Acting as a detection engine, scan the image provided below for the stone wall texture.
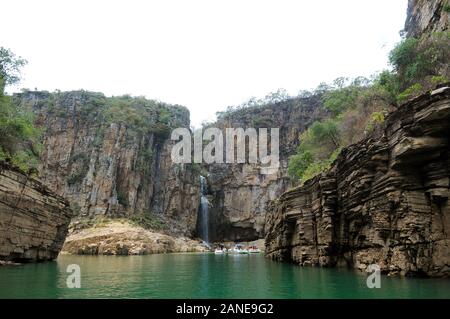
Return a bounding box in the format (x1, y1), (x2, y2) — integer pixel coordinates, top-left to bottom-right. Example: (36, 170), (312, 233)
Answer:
(404, 0), (449, 38)
(0, 162), (72, 262)
(13, 91), (201, 237)
(205, 96), (327, 241)
(265, 87), (450, 277)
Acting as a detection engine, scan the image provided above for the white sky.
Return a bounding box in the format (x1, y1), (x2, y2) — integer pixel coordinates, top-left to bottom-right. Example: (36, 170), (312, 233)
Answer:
(2, 0), (407, 128)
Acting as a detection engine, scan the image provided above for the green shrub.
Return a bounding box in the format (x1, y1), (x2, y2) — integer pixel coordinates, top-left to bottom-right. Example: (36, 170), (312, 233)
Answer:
(365, 111), (385, 133)
(397, 83), (423, 104)
(300, 159), (330, 182)
(443, 3), (450, 13)
(158, 109), (172, 124)
(130, 212), (164, 230)
(374, 70), (401, 102)
(0, 96), (42, 172)
(289, 147), (341, 183)
(117, 190), (128, 207)
(288, 150), (314, 181)
(430, 75), (449, 86)
(389, 38), (420, 74)
(0, 47), (42, 173)
(10, 150), (40, 173)
(389, 32), (450, 89)
(251, 116), (272, 127)
(149, 122), (171, 139)
(67, 169), (87, 185)
(323, 82), (364, 115)
(288, 117), (341, 182)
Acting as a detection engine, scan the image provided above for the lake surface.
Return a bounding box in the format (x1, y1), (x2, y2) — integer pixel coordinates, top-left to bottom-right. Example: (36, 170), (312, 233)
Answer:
(0, 253), (449, 298)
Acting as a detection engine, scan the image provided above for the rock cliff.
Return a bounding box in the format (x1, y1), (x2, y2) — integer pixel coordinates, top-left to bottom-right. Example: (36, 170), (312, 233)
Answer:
(205, 96), (327, 241)
(0, 161), (72, 262)
(13, 91), (201, 237)
(265, 86), (450, 277)
(11, 90), (327, 244)
(404, 0), (449, 38)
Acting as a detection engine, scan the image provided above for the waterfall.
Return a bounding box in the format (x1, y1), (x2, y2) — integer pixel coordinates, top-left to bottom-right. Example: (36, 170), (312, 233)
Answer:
(199, 176), (210, 243)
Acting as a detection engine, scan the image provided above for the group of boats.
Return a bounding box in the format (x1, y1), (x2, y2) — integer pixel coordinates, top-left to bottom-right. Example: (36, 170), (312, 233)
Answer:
(213, 244), (261, 254)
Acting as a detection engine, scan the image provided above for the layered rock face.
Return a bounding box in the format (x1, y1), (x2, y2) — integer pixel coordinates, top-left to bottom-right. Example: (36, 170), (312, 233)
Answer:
(206, 96), (327, 241)
(0, 162), (72, 262)
(265, 87), (450, 277)
(13, 91), (200, 237)
(404, 0), (449, 38)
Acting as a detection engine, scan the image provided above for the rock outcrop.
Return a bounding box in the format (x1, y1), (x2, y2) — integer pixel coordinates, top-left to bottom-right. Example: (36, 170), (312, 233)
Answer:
(265, 87), (450, 277)
(62, 220), (207, 255)
(13, 91), (201, 237)
(404, 0), (449, 38)
(0, 161), (72, 262)
(205, 96), (327, 241)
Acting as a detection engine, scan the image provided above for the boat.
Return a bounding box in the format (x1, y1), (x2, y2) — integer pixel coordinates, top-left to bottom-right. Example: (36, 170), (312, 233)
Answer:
(230, 244), (249, 254)
(214, 244), (227, 254)
(248, 245), (261, 253)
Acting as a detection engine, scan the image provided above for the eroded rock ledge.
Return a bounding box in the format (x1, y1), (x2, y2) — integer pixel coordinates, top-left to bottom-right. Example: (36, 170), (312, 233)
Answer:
(62, 220), (207, 255)
(0, 162), (72, 262)
(265, 87), (450, 277)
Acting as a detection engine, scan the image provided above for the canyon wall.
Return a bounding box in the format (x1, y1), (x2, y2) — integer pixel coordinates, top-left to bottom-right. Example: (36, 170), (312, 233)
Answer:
(12, 90), (327, 243)
(0, 162), (72, 262)
(7, 0), (445, 247)
(13, 91), (201, 237)
(265, 86), (450, 277)
(205, 96), (327, 241)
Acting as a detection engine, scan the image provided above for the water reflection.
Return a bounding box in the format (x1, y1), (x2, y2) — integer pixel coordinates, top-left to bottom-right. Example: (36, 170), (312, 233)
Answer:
(0, 254), (449, 298)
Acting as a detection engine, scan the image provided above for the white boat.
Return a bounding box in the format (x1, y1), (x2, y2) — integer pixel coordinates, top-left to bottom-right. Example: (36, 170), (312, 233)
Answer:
(214, 245), (227, 254)
(230, 244), (249, 254)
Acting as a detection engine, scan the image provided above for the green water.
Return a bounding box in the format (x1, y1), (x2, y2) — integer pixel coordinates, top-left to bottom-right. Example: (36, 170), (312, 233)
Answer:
(0, 253), (449, 298)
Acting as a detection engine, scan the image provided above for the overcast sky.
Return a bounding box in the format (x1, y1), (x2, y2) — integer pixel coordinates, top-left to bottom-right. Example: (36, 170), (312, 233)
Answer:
(2, 0), (407, 127)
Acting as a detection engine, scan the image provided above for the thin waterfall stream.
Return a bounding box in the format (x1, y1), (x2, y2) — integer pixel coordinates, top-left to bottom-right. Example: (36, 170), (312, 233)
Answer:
(199, 176), (210, 244)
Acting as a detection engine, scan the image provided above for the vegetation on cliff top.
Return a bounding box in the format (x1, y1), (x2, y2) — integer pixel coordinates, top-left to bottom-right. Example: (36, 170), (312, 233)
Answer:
(288, 31), (449, 183)
(2, 47), (190, 180)
(0, 47), (41, 173)
(19, 89), (188, 139)
(205, 31), (449, 185)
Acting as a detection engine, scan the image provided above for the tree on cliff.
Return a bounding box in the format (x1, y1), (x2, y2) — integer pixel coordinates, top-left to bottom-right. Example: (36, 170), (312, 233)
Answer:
(0, 47), (27, 94)
(288, 31), (450, 184)
(0, 47), (41, 173)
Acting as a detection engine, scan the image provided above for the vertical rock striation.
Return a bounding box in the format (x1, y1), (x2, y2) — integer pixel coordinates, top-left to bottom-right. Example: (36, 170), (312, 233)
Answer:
(0, 162), (72, 262)
(13, 91), (200, 237)
(404, 0), (449, 38)
(265, 87), (450, 277)
(206, 96), (327, 241)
